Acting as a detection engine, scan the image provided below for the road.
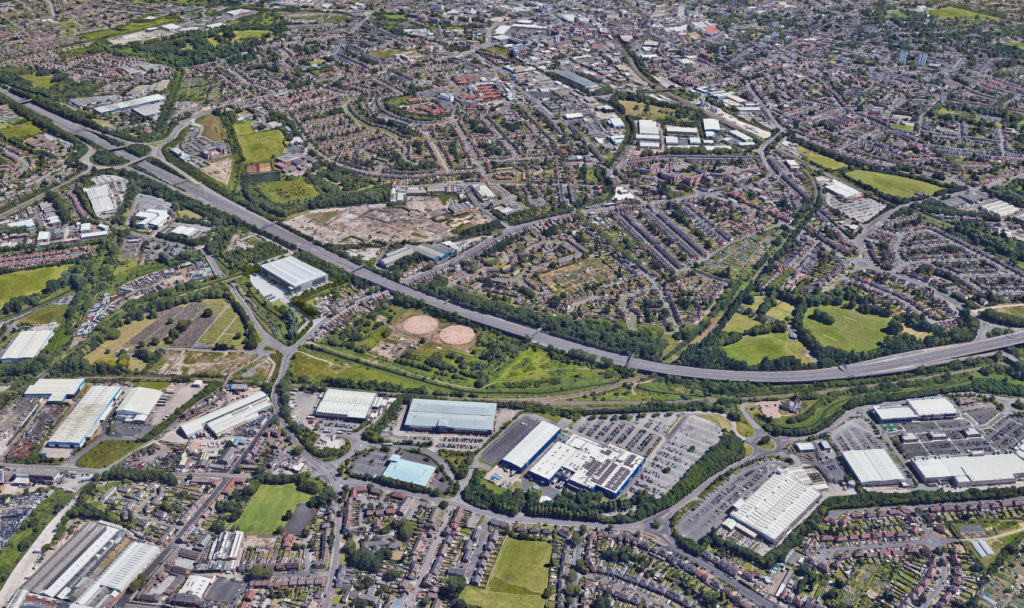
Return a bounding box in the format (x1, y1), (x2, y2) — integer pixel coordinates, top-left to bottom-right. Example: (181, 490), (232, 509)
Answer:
(7, 87), (1024, 384)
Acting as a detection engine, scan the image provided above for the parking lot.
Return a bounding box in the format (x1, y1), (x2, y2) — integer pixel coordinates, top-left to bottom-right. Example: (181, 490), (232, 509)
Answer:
(830, 417), (884, 452)
(675, 459), (780, 540)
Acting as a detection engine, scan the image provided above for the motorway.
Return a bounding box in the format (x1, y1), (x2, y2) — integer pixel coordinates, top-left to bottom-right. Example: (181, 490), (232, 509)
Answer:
(8, 87), (1024, 383)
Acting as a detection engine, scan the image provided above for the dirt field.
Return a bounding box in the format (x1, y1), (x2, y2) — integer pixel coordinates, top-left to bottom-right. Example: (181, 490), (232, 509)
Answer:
(156, 350), (259, 376)
(402, 314), (439, 335)
(439, 325), (474, 345)
(757, 401), (784, 418)
(201, 157), (233, 185)
(284, 204), (488, 246)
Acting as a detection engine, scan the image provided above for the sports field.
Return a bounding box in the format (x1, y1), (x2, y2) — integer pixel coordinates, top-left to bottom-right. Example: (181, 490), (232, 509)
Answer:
(724, 333), (810, 365)
(845, 170), (942, 198)
(797, 146), (846, 170)
(766, 301), (795, 321)
(724, 313), (759, 333)
(805, 305), (889, 352)
(0, 265), (69, 308)
(233, 483), (312, 535)
(0, 120), (41, 142)
(233, 29), (271, 41)
(235, 121), (285, 163)
(258, 178), (318, 203)
(928, 6), (998, 19)
(461, 538), (551, 608)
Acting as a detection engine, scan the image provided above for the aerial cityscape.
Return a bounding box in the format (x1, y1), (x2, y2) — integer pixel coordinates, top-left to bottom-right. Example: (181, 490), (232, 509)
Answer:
(1, 0), (1024, 607)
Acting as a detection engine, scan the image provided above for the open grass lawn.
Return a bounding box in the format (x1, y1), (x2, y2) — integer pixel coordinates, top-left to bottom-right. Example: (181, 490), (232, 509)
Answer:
(258, 178), (318, 204)
(196, 114), (226, 141)
(292, 350), (431, 391)
(77, 440), (139, 468)
(845, 170), (942, 198)
(620, 100), (674, 120)
(797, 146), (847, 170)
(17, 305), (66, 326)
(80, 16), (177, 41)
(0, 120), (41, 142)
(233, 29), (271, 41)
(724, 313), (759, 333)
(724, 333), (810, 365)
(766, 301), (795, 321)
(20, 73), (53, 88)
(85, 318), (154, 364)
(236, 124), (285, 163)
(486, 349), (611, 393)
(461, 539), (550, 608)
(233, 484), (312, 535)
(893, 123), (914, 131)
(198, 299), (245, 348)
(0, 265), (69, 308)
(805, 305), (889, 352)
(929, 6), (999, 19)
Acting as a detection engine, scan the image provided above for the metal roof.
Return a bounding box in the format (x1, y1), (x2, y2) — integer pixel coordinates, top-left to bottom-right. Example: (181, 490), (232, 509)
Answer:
(259, 256), (327, 290)
(382, 455), (436, 487)
(404, 399), (496, 433)
(842, 449), (906, 485)
(730, 468), (820, 543)
(48, 385), (122, 448)
(116, 387), (162, 418)
(25, 378), (85, 402)
(501, 420), (560, 470)
(179, 391), (269, 438)
(1, 326), (55, 361)
(315, 389), (381, 420)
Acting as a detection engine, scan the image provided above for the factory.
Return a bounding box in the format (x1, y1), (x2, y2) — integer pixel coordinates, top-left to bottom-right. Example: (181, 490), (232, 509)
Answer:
(500, 419), (561, 472)
(870, 396), (959, 423)
(1, 325), (55, 362)
(83, 175), (128, 216)
(47, 384), (122, 449)
(258, 256), (328, 296)
(382, 454), (437, 487)
(208, 530), (245, 570)
(178, 391), (271, 438)
(635, 119), (662, 149)
(841, 449), (907, 486)
(824, 179), (863, 202)
(527, 434), (644, 498)
(702, 118), (721, 137)
(315, 389), (384, 421)
(114, 386), (163, 423)
(725, 467), (823, 544)
(377, 242), (457, 269)
(403, 398), (496, 434)
(910, 453), (1024, 487)
(134, 208), (170, 229)
(13, 521), (159, 608)
(24, 377), (85, 402)
(93, 93), (166, 115)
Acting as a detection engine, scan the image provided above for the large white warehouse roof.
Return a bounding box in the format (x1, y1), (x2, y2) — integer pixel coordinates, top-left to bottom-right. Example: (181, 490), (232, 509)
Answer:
(47, 385), (122, 448)
(115, 387), (163, 422)
(260, 256), (328, 292)
(315, 389), (382, 420)
(911, 453), (1024, 487)
(501, 419), (560, 471)
(25, 378), (85, 402)
(729, 467), (820, 543)
(842, 449), (906, 485)
(179, 391), (270, 438)
(1, 326), (55, 362)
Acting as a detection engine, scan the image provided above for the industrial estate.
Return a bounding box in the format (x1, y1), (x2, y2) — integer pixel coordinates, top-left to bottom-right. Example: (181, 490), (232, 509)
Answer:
(1, 1), (1024, 608)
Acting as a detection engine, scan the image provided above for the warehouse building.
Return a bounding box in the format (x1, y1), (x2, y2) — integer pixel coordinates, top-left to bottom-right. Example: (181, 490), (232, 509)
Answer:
(702, 117), (721, 136)
(910, 453), (1024, 487)
(16, 521), (159, 608)
(726, 467), (822, 544)
(47, 384), (122, 449)
(824, 180), (863, 201)
(1, 325), (55, 362)
(403, 398), (496, 434)
(871, 396), (959, 423)
(259, 256), (328, 296)
(178, 391), (271, 438)
(24, 378), (85, 402)
(115, 386), (163, 423)
(315, 389), (383, 421)
(382, 455), (436, 487)
(841, 449), (907, 486)
(501, 419), (561, 472)
(528, 434), (644, 498)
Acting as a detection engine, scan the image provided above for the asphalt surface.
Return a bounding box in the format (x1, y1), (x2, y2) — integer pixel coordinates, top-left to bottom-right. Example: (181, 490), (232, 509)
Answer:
(10, 87), (1024, 384)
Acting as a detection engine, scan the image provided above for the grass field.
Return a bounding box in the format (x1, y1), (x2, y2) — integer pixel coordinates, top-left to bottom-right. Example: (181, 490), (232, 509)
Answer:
(929, 6), (998, 19)
(620, 100), (674, 120)
(20, 73), (53, 88)
(0, 120), (41, 142)
(17, 305), (66, 326)
(236, 122), (285, 163)
(0, 265), (69, 308)
(233, 484), (312, 535)
(232, 29), (271, 41)
(845, 170), (942, 198)
(485, 349), (611, 393)
(198, 299), (245, 348)
(724, 333), (810, 365)
(196, 114), (226, 141)
(797, 146), (847, 170)
(258, 178), (318, 204)
(893, 123), (914, 131)
(85, 318), (154, 365)
(461, 539), (550, 608)
(805, 305), (889, 352)
(724, 314), (759, 333)
(80, 16), (177, 41)
(77, 440), (139, 468)
(766, 301), (795, 321)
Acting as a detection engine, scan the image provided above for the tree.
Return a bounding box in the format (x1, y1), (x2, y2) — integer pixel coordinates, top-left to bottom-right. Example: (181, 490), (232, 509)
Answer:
(249, 565), (273, 579)
(439, 575), (466, 601)
(202, 307), (214, 318)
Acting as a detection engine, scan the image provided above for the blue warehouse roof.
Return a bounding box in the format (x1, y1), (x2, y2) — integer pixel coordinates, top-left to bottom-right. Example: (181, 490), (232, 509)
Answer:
(382, 456), (436, 487)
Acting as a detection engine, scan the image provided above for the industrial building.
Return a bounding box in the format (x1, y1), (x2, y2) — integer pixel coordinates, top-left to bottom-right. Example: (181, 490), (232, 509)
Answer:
(114, 386), (163, 423)
(910, 453), (1024, 487)
(403, 398), (497, 434)
(841, 449), (907, 486)
(315, 389), (383, 421)
(377, 242), (457, 269)
(209, 530), (245, 570)
(871, 396), (959, 423)
(258, 256), (328, 296)
(134, 208), (170, 229)
(15, 521), (159, 608)
(178, 391), (271, 438)
(726, 467), (822, 544)
(824, 180), (863, 201)
(500, 419), (561, 472)
(528, 434), (644, 498)
(83, 175), (128, 216)
(552, 69), (600, 92)
(24, 377), (85, 402)
(47, 384), (122, 449)
(382, 454), (436, 487)
(93, 94), (166, 114)
(1, 325), (55, 362)
(702, 118), (721, 136)
(635, 119), (661, 144)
